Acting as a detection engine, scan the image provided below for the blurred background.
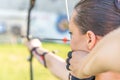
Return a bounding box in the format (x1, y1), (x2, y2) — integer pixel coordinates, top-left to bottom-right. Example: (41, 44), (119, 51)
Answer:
(0, 0), (78, 43)
(0, 0), (78, 80)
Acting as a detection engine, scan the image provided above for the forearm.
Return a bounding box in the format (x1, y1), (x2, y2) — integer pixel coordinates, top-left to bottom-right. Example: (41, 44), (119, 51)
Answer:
(45, 53), (69, 80)
(33, 48), (69, 80)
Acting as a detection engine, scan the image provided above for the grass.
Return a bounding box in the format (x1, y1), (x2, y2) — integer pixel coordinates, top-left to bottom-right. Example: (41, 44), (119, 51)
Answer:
(0, 42), (70, 80)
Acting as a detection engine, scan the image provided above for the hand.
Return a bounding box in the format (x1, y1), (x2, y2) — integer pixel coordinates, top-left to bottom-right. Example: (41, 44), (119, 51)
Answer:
(66, 50), (90, 78)
(26, 38), (48, 67)
(26, 39), (42, 51)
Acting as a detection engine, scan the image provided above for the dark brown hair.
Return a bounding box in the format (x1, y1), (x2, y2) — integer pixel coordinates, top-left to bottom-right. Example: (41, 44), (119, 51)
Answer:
(74, 0), (120, 36)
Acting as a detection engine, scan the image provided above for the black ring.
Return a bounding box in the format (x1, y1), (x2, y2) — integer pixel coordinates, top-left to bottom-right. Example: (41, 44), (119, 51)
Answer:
(66, 63), (71, 71)
(66, 58), (70, 65)
(67, 51), (73, 58)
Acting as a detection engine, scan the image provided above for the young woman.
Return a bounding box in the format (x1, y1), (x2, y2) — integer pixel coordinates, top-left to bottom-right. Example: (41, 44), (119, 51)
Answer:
(26, 0), (120, 80)
(72, 27), (120, 79)
(66, 0), (120, 79)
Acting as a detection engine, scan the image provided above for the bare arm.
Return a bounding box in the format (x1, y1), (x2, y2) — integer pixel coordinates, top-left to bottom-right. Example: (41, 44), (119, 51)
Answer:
(82, 28), (120, 77)
(26, 39), (69, 80)
(36, 48), (69, 80)
(68, 28), (120, 79)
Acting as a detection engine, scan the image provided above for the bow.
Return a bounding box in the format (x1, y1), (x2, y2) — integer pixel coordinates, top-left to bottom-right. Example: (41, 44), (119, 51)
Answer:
(26, 0), (70, 80)
(27, 0), (35, 80)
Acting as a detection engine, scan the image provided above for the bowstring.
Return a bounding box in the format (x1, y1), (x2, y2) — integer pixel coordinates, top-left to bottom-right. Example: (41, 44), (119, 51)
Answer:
(65, 0), (70, 21)
(65, 0), (73, 80)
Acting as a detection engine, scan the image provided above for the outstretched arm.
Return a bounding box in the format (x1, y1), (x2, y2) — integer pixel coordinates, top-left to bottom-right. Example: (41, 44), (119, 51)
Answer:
(26, 39), (69, 80)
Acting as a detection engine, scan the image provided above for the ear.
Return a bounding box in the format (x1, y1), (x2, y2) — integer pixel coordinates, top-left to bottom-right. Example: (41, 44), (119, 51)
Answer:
(86, 31), (97, 50)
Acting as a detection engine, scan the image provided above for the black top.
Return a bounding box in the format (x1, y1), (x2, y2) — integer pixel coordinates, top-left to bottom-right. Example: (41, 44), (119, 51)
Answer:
(71, 76), (95, 80)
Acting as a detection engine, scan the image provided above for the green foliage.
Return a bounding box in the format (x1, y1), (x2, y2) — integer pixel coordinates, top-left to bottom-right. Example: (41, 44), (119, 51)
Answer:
(0, 42), (70, 80)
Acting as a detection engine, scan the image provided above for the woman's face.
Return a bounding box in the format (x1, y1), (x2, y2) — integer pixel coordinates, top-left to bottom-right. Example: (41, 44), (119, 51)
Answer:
(69, 11), (89, 52)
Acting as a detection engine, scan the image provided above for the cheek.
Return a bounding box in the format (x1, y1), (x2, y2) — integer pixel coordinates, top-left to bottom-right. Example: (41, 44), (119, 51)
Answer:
(70, 37), (82, 50)
(70, 37), (88, 51)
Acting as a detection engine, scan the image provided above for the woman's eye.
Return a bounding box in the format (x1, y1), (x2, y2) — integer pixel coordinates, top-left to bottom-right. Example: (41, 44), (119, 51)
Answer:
(69, 32), (72, 38)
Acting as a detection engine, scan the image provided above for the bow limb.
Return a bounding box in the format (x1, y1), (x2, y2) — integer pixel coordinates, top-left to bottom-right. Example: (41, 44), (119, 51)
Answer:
(27, 0), (35, 40)
(27, 0), (35, 80)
